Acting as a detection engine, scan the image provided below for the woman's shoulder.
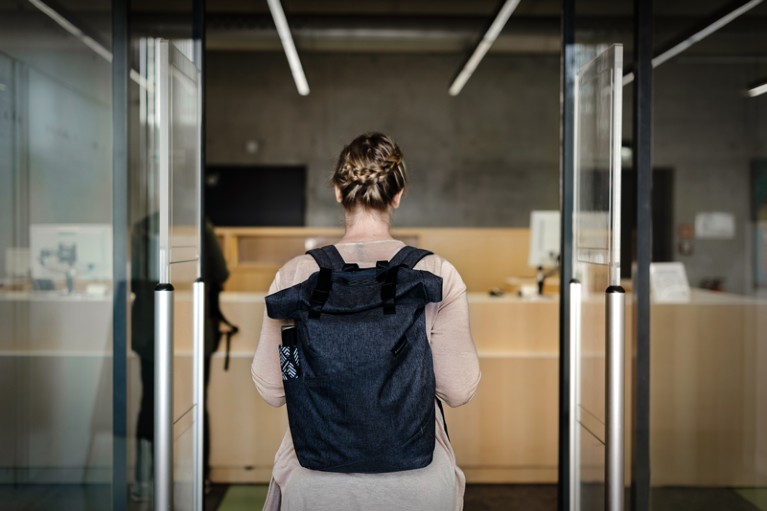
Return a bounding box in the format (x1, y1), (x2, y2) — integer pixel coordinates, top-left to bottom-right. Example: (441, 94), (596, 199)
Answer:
(273, 245), (463, 289)
(274, 253), (320, 290)
(414, 251), (461, 280)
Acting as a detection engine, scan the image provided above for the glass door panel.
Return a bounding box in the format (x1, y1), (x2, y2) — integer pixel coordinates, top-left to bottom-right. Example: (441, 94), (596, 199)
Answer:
(160, 40), (203, 511)
(0, 0), (116, 507)
(646, 4), (767, 506)
(571, 44), (624, 511)
(131, 37), (201, 510)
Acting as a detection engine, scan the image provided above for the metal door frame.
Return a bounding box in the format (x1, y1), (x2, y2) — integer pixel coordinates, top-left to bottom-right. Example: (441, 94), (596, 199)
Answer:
(558, 2), (653, 511)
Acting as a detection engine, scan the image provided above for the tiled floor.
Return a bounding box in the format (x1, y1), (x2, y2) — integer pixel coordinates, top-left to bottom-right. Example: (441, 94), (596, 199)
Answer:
(0, 483), (110, 511)
(464, 484), (557, 511)
(208, 483), (767, 511)
(0, 483), (764, 510)
(650, 487), (765, 511)
(209, 484), (559, 511)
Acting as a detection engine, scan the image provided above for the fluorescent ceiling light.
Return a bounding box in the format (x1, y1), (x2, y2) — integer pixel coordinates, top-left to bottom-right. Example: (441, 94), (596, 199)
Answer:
(28, 0), (151, 90)
(746, 80), (767, 97)
(266, 0), (310, 96)
(623, 0), (764, 86)
(28, 0), (112, 61)
(652, 0), (763, 68)
(449, 0), (522, 96)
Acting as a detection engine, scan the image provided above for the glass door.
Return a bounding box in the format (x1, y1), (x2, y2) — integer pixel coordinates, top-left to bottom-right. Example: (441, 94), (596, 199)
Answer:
(0, 3), (203, 509)
(129, 38), (203, 510)
(0, 0), (117, 508)
(570, 44), (625, 511)
(167, 39), (204, 511)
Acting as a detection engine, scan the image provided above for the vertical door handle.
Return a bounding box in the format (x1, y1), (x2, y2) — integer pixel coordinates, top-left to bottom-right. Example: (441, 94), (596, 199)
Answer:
(193, 279), (205, 511)
(155, 283), (175, 511)
(569, 279), (582, 511)
(606, 286), (625, 511)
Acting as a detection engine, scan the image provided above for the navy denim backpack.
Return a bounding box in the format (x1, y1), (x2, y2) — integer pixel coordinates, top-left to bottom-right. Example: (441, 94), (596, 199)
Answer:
(265, 245), (443, 473)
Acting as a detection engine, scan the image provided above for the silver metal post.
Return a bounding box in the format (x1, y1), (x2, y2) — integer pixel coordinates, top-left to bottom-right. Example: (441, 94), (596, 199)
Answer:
(606, 286), (625, 511)
(155, 284), (175, 511)
(193, 279), (205, 511)
(569, 280), (582, 511)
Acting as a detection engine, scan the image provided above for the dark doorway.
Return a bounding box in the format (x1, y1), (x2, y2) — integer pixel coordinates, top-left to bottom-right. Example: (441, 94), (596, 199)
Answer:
(621, 167), (674, 279)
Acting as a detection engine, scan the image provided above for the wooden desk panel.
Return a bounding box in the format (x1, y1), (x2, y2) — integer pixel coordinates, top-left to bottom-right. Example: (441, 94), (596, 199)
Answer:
(201, 290), (767, 487)
(649, 298), (767, 486)
(215, 227), (536, 294)
(445, 356), (559, 483)
(207, 293), (560, 483)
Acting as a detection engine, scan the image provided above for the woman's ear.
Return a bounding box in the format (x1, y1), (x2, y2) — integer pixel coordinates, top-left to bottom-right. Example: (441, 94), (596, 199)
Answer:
(334, 185), (343, 204)
(391, 189), (404, 209)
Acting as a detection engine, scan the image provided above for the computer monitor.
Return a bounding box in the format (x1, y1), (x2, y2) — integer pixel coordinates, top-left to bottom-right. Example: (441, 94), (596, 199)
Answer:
(205, 165), (306, 227)
(528, 211), (560, 268)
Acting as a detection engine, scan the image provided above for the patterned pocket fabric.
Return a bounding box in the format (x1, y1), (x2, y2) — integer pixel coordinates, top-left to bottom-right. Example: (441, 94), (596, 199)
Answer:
(279, 345), (300, 380)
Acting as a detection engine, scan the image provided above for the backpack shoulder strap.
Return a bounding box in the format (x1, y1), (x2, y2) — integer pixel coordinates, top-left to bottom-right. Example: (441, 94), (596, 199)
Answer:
(306, 244), (346, 270)
(306, 245), (346, 271)
(388, 246), (433, 269)
(305, 245), (346, 319)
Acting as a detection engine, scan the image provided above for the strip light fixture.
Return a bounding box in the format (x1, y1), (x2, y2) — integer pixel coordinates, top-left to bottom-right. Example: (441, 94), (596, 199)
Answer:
(27, 0), (150, 90)
(266, 0), (310, 96)
(448, 0), (522, 96)
(623, 0), (764, 85)
(746, 79), (767, 97)
(29, 0), (112, 60)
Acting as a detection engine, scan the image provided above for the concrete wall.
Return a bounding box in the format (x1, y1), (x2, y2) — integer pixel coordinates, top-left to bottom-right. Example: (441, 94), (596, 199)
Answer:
(205, 52), (562, 228)
(206, 51), (767, 293)
(653, 61), (767, 293)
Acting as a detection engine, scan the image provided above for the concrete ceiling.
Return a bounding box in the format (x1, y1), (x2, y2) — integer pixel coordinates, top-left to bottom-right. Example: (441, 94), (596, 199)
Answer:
(2, 0), (766, 58)
(136, 0), (767, 58)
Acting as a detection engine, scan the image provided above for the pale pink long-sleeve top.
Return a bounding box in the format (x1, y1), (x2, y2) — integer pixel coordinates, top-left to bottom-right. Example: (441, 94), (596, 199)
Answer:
(252, 240), (481, 511)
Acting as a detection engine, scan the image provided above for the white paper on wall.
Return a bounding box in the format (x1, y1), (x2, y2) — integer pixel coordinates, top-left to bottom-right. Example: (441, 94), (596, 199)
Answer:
(695, 212), (736, 240)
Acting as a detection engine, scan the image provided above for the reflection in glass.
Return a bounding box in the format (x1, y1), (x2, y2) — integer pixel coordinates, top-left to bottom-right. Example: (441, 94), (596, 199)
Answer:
(129, 36), (203, 508)
(647, 3), (767, 508)
(0, 0), (114, 508)
(575, 45), (622, 280)
(572, 44), (623, 511)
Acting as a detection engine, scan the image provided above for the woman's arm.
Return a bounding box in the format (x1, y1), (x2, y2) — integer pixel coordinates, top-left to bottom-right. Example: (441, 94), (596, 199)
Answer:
(252, 274), (289, 407)
(428, 258), (481, 407)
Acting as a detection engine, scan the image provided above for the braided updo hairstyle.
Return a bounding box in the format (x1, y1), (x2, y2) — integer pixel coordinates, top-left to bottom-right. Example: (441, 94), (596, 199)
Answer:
(332, 132), (408, 211)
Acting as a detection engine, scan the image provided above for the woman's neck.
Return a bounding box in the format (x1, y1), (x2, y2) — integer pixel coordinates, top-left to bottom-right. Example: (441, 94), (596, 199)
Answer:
(339, 207), (394, 243)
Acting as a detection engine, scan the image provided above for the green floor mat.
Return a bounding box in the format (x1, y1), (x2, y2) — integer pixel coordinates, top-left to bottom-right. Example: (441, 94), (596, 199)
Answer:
(735, 488), (767, 510)
(217, 485), (269, 511)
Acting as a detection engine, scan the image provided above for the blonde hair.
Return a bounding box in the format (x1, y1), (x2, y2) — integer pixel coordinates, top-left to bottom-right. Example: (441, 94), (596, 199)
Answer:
(332, 132), (408, 211)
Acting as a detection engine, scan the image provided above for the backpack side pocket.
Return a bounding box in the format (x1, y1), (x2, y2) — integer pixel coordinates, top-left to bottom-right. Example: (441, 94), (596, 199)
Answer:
(279, 345), (300, 380)
(279, 324), (300, 380)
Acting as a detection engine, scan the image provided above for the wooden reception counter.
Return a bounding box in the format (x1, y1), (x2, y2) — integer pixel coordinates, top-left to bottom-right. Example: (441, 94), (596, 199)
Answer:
(199, 228), (766, 486)
(5, 227), (763, 486)
(206, 291), (561, 484)
(206, 227), (561, 482)
(205, 289), (767, 487)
